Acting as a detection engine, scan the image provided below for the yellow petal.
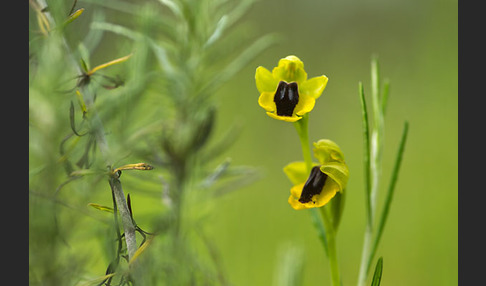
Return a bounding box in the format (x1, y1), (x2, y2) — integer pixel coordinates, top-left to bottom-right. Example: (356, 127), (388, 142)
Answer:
(294, 94), (316, 116)
(255, 66), (279, 94)
(313, 139), (349, 193)
(300, 75), (328, 99)
(287, 172), (340, 210)
(266, 112), (301, 122)
(272, 55), (307, 84)
(283, 162), (312, 185)
(313, 179), (339, 206)
(320, 162), (349, 193)
(258, 92), (276, 112)
(290, 182), (306, 198)
(313, 139), (346, 165)
(288, 195), (308, 210)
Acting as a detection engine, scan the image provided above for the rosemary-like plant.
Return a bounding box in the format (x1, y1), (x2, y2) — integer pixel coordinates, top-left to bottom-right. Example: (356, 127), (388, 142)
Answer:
(30, 0), (275, 285)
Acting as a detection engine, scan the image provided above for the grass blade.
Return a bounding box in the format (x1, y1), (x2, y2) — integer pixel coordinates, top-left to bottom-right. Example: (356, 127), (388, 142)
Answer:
(359, 82), (372, 227)
(368, 121), (409, 273)
(371, 257), (383, 286)
(381, 79), (390, 116)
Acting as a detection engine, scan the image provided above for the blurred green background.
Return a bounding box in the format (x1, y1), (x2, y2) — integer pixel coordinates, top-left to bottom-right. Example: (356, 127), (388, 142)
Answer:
(29, 0), (457, 285)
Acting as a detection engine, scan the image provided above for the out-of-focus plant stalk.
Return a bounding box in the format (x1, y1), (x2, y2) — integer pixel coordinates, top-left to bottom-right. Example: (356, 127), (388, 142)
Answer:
(34, 0), (139, 268)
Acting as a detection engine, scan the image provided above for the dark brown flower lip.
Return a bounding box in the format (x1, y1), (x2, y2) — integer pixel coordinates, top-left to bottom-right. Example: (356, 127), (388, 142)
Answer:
(299, 166), (328, 203)
(274, 81), (299, 116)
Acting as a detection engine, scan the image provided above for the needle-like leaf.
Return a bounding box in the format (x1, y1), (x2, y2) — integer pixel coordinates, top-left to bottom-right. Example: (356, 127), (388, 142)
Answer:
(371, 257), (383, 286)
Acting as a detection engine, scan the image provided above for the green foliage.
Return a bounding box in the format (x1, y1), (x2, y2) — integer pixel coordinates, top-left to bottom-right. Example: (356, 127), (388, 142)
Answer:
(30, 0), (273, 284)
(357, 58), (409, 286)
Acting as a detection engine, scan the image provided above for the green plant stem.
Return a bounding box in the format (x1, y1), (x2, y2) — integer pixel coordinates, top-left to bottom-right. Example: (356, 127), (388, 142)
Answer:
(320, 207), (341, 286)
(294, 114), (313, 172)
(357, 81), (373, 286)
(365, 121), (409, 277)
(357, 225), (373, 286)
(357, 58), (408, 286)
(294, 114), (341, 286)
(109, 177), (137, 260)
(370, 57), (383, 223)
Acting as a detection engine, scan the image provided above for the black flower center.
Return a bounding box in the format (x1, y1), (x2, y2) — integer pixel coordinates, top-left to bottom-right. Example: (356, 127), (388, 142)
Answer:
(299, 166), (328, 204)
(274, 81), (299, 116)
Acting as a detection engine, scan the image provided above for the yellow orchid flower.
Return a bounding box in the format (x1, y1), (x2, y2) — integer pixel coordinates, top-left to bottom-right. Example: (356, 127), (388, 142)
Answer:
(255, 55), (328, 122)
(284, 139), (349, 210)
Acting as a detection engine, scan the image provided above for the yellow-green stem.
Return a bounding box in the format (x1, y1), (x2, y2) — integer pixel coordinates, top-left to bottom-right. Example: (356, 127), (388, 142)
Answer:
(294, 114), (341, 286)
(320, 207), (341, 286)
(294, 114), (313, 171)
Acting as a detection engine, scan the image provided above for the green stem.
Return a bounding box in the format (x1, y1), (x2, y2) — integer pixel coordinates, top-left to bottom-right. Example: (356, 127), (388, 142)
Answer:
(294, 114), (341, 286)
(357, 225), (373, 286)
(320, 207), (341, 286)
(294, 114), (313, 171)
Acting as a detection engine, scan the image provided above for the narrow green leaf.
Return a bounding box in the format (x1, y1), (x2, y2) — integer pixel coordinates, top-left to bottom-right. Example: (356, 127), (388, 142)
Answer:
(223, 0), (256, 29)
(69, 169), (98, 177)
(148, 38), (175, 74)
(127, 193), (133, 219)
(205, 15), (228, 47)
(77, 273), (116, 286)
(212, 165), (260, 198)
(80, 58), (89, 73)
(202, 33), (280, 94)
(371, 56), (380, 108)
(69, 101), (86, 136)
(91, 21), (139, 41)
(309, 208), (329, 256)
(68, 0), (78, 16)
(201, 158), (232, 189)
(368, 121), (409, 273)
(80, 10), (105, 54)
(359, 82), (372, 227)
(381, 79), (390, 116)
(157, 0), (183, 19)
(371, 257), (383, 286)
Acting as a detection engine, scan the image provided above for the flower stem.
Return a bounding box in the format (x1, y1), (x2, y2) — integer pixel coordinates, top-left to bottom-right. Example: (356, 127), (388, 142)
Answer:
(293, 114), (313, 172)
(320, 207), (341, 286)
(294, 114), (341, 286)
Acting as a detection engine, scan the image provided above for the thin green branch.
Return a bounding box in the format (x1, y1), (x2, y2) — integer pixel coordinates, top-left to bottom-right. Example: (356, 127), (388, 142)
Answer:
(366, 121), (409, 275)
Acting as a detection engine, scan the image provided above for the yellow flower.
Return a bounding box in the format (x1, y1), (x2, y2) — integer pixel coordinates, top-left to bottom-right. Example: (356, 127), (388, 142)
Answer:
(284, 140), (349, 210)
(255, 55), (328, 122)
